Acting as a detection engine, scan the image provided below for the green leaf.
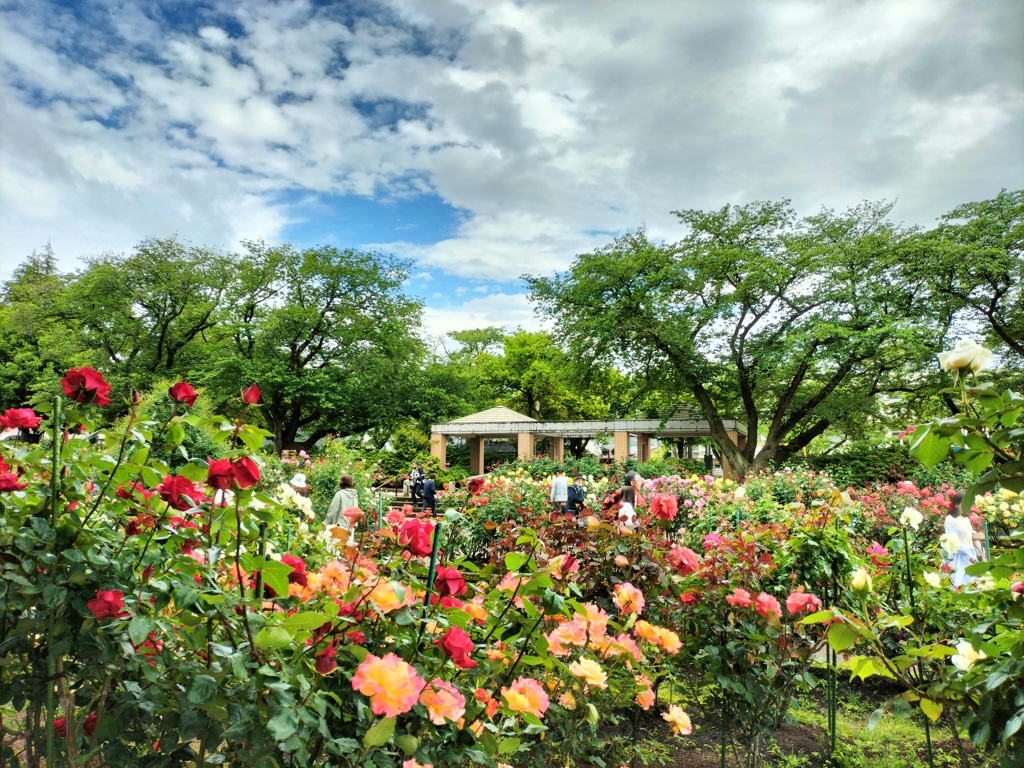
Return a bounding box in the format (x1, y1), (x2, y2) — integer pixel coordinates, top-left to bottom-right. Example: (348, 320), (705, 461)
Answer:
(504, 552), (527, 572)
(827, 623), (859, 652)
(867, 708), (883, 731)
(128, 616), (154, 646)
(267, 709), (298, 740)
(799, 609), (834, 625)
(395, 735), (419, 756)
(282, 612), (331, 631)
(261, 560), (293, 598)
(920, 699), (943, 722)
(910, 428), (951, 468)
(187, 674), (218, 704)
(498, 737), (521, 755)
(362, 717), (395, 748)
(254, 627), (293, 650)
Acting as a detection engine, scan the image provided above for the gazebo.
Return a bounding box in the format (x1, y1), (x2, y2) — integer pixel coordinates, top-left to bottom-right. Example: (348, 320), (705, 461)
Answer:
(430, 406), (748, 478)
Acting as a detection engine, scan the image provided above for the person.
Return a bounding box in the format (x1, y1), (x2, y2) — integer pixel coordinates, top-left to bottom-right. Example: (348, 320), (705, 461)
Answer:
(617, 486), (640, 531)
(944, 491), (977, 587)
(326, 475), (360, 545)
(550, 467), (568, 514)
(566, 475), (585, 516)
(421, 473), (437, 516)
(409, 465), (424, 503)
(289, 473), (311, 498)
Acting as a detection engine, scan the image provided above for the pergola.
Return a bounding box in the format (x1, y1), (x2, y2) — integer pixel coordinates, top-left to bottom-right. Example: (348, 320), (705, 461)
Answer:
(430, 406), (748, 478)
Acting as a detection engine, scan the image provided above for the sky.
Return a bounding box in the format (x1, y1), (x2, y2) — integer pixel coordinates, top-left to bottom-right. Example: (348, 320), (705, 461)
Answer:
(1, 0), (1022, 340)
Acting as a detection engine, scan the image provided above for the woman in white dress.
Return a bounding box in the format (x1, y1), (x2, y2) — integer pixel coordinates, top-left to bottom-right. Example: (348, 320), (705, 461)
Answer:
(944, 492), (977, 587)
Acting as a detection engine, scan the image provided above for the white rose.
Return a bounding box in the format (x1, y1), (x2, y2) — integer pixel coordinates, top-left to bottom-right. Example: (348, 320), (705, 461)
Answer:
(734, 486), (746, 499)
(900, 506), (923, 530)
(937, 339), (994, 373)
(974, 575), (995, 591)
(851, 567), (873, 593)
(939, 533), (961, 556)
(951, 640), (986, 672)
(923, 572), (942, 589)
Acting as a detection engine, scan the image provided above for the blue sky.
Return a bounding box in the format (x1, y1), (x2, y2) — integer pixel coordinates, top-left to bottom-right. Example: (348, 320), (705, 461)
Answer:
(1, 0), (1022, 339)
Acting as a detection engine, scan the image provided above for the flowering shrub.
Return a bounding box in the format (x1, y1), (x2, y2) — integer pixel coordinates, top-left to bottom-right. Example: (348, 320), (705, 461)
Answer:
(975, 488), (1024, 535)
(0, 370), (689, 768)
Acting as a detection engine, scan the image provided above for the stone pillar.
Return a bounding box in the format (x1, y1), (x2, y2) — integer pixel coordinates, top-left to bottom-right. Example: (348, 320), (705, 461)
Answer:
(636, 434), (651, 463)
(551, 436), (565, 464)
(517, 432), (534, 461)
(469, 436), (485, 476)
(430, 433), (447, 466)
(613, 431), (630, 462)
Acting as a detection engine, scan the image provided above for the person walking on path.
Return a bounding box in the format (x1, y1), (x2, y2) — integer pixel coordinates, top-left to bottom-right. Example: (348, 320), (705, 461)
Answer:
(326, 474), (360, 545)
(409, 465), (424, 503)
(566, 474), (585, 516)
(420, 473), (437, 516)
(944, 491), (977, 587)
(550, 467), (568, 514)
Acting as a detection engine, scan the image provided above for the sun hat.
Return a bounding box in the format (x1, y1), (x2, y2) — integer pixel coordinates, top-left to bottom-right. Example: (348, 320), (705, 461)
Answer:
(290, 473), (310, 490)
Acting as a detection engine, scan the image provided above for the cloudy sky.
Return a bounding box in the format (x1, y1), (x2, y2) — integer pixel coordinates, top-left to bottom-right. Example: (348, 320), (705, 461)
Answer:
(2, 0), (1022, 338)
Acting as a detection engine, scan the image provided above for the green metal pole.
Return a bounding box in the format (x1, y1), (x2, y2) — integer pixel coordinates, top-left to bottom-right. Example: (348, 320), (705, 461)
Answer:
(983, 519), (990, 561)
(422, 522), (443, 606)
(45, 396), (63, 768)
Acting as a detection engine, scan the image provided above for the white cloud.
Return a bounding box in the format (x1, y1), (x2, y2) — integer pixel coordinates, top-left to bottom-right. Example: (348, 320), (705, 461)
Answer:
(421, 292), (545, 338)
(0, 0), (1021, 283)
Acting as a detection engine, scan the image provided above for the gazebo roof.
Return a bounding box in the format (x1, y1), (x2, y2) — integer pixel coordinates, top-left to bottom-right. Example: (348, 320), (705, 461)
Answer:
(449, 406), (537, 425)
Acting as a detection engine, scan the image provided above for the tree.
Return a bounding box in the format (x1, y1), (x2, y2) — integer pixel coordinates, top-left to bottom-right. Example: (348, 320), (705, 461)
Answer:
(208, 241), (423, 452)
(527, 200), (946, 478)
(64, 237), (234, 399)
(0, 245), (75, 408)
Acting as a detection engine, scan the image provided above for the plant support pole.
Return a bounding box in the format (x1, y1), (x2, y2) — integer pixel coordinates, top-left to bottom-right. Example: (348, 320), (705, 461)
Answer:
(45, 396), (63, 768)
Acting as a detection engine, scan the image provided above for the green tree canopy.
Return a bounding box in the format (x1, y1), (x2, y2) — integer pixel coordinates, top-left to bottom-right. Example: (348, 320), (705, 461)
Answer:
(527, 200), (948, 477)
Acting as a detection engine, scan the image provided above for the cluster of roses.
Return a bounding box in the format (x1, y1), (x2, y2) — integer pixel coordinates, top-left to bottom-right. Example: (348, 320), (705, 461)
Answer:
(724, 588), (822, 623)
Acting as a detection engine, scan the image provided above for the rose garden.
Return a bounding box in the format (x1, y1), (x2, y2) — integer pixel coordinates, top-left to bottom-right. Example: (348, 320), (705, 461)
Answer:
(1, 193), (1022, 768)
(0, 336), (1021, 768)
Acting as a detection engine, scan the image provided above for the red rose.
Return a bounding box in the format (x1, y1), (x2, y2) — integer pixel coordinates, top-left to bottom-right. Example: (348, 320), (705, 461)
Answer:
(315, 642), (337, 674)
(650, 494), (678, 521)
(439, 596), (463, 609)
(141, 565), (154, 582)
(433, 565), (467, 597)
(87, 589), (125, 619)
(436, 626), (477, 669)
(0, 472), (28, 492)
(666, 546), (701, 576)
(116, 482), (154, 501)
(230, 456), (260, 489)
(467, 477), (484, 495)
(83, 713), (97, 737)
(206, 459), (234, 491)
(755, 592), (782, 620)
(398, 518), (435, 557)
(0, 408), (42, 430)
(61, 366), (112, 406)
(54, 717), (67, 738)
(241, 383), (261, 404)
(281, 554), (308, 587)
(1011, 581), (1024, 596)
(156, 474), (206, 511)
(786, 591), (823, 615)
(168, 382), (199, 407)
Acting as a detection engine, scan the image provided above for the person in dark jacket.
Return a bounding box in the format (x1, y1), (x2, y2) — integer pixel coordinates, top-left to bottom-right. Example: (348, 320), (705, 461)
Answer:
(409, 465), (424, 503)
(421, 473), (437, 516)
(566, 475), (585, 516)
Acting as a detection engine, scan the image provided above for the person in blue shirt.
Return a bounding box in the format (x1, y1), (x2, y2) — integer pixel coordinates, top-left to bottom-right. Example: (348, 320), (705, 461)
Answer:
(421, 473), (437, 516)
(566, 475), (585, 516)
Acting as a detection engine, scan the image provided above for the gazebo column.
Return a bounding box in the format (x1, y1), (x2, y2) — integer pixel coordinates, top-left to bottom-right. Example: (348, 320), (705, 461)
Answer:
(469, 436), (485, 476)
(613, 431), (630, 462)
(430, 432), (447, 466)
(551, 436), (564, 464)
(517, 432), (534, 460)
(636, 434), (651, 463)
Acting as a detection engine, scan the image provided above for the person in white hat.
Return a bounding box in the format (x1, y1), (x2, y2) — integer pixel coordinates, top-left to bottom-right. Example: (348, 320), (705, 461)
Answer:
(289, 473), (311, 497)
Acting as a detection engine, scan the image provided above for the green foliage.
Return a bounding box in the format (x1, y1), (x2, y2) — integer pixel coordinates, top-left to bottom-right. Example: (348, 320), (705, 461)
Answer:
(779, 446), (972, 490)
